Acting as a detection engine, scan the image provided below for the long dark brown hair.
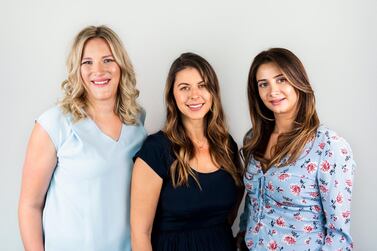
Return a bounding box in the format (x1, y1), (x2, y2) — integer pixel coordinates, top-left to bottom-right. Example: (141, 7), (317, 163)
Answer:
(243, 48), (320, 168)
(164, 52), (242, 187)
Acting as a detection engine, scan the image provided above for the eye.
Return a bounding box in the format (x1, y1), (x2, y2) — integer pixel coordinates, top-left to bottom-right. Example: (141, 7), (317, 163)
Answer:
(104, 58), (115, 63)
(81, 60), (92, 65)
(257, 81), (268, 88)
(198, 83), (207, 89)
(276, 77), (287, 84)
(180, 86), (189, 91)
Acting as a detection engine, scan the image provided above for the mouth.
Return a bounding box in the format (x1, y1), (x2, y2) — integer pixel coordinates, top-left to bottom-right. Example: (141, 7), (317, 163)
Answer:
(186, 103), (204, 111)
(91, 79), (111, 86)
(270, 98), (286, 106)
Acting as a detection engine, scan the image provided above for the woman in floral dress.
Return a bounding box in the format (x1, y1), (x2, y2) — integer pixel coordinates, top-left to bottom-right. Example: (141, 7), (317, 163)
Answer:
(238, 48), (355, 251)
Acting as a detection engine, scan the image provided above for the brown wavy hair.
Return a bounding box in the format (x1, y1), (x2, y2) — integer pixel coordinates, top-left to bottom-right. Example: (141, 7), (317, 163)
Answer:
(60, 25), (141, 124)
(242, 48), (320, 168)
(164, 52), (242, 187)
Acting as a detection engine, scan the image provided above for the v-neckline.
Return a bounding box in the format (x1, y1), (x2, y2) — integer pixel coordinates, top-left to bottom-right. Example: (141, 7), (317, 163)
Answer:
(255, 133), (318, 176)
(87, 117), (124, 143)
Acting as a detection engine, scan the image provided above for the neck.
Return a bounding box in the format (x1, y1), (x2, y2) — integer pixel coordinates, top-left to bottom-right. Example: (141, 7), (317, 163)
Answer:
(182, 118), (206, 142)
(273, 113), (295, 134)
(86, 99), (116, 120)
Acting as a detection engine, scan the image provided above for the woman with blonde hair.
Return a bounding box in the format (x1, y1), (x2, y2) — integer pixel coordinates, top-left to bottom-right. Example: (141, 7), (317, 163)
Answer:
(238, 48), (355, 250)
(19, 25), (146, 251)
(131, 52), (244, 251)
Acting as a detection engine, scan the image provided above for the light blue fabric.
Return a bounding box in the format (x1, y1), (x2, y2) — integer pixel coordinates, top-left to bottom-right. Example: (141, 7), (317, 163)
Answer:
(37, 106), (147, 251)
(240, 125), (355, 251)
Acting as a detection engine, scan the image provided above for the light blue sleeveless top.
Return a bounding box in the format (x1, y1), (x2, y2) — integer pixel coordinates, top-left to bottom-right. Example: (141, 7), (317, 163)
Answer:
(37, 106), (147, 251)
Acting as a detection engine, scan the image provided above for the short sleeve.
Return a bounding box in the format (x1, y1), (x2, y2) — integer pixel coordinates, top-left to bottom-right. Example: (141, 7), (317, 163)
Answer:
(243, 128), (253, 146)
(36, 106), (70, 150)
(133, 132), (171, 179)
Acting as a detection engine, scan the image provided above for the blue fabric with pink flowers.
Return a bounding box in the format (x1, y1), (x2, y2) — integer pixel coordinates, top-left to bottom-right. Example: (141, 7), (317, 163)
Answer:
(240, 125), (355, 251)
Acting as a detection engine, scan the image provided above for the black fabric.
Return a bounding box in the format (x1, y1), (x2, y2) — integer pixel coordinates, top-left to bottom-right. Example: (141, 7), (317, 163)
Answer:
(134, 131), (239, 251)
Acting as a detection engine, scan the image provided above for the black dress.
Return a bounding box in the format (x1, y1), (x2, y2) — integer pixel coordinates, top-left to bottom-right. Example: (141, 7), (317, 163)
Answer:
(134, 131), (239, 251)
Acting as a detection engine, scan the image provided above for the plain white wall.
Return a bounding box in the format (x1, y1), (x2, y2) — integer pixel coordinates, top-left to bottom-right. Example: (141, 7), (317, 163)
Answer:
(1, 0), (376, 250)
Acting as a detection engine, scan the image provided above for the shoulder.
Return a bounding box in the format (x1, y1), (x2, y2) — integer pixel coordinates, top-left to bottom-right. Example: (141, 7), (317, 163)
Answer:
(38, 106), (69, 123)
(141, 130), (171, 152)
(134, 131), (173, 179)
(37, 105), (73, 131)
(316, 125), (354, 163)
(243, 128), (253, 146)
(316, 125), (352, 150)
(36, 105), (72, 149)
(137, 107), (146, 125)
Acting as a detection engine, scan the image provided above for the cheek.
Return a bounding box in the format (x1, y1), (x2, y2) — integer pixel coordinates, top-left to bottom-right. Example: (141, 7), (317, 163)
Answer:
(258, 89), (268, 104)
(172, 89), (185, 106)
(111, 67), (121, 81)
(207, 94), (213, 107)
(80, 68), (89, 82)
(286, 87), (298, 101)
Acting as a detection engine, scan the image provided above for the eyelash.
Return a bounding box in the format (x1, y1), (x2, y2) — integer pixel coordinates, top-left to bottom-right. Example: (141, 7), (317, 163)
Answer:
(81, 58), (114, 65)
(258, 78), (287, 88)
(276, 77), (286, 83)
(180, 83), (207, 91)
(104, 58), (115, 63)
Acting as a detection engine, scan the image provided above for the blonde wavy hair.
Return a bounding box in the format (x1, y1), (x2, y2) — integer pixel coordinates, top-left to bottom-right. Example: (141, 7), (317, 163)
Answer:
(60, 25), (141, 124)
(164, 52), (242, 188)
(242, 48), (320, 169)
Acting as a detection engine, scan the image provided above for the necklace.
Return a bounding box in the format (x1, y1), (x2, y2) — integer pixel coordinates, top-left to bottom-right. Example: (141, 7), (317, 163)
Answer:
(193, 138), (208, 150)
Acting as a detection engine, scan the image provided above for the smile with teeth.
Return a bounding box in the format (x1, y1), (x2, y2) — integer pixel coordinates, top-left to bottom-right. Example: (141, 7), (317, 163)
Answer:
(92, 79), (110, 85)
(187, 103), (204, 111)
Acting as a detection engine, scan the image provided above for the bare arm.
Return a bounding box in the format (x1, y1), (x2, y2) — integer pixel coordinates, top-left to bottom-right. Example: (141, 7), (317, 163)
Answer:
(19, 123), (57, 251)
(130, 158), (163, 251)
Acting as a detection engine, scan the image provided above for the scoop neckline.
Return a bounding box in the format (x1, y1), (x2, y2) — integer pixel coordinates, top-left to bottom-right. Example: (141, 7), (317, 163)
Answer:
(190, 167), (222, 175)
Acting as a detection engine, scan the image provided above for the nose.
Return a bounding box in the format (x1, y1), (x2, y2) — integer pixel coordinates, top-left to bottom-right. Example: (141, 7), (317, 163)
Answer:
(189, 86), (200, 99)
(269, 83), (280, 97)
(93, 61), (105, 73)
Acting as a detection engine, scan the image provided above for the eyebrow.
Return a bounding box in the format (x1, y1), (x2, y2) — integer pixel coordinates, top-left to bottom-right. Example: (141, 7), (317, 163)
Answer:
(81, 55), (114, 61)
(257, 74), (284, 82)
(176, 80), (204, 87)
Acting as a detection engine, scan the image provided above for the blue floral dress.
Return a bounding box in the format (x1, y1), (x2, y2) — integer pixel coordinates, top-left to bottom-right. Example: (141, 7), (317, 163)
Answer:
(240, 125), (355, 251)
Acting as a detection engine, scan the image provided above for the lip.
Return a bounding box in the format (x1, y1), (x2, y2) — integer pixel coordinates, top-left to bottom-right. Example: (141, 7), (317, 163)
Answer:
(186, 103), (204, 111)
(270, 98), (285, 106)
(91, 78), (111, 86)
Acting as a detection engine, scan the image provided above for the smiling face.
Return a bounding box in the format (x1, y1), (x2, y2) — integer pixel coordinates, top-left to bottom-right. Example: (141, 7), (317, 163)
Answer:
(256, 62), (299, 119)
(173, 67), (212, 125)
(80, 38), (121, 105)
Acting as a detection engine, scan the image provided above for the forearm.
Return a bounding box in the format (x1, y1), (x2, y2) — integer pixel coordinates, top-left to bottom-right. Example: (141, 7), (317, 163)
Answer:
(19, 205), (44, 251)
(131, 232), (153, 251)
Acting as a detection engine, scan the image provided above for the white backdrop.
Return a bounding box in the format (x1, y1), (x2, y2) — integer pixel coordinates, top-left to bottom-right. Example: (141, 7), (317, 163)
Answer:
(1, 0), (376, 250)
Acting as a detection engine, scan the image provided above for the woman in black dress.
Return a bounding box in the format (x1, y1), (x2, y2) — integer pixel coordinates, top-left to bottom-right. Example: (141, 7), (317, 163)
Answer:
(131, 52), (244, 251)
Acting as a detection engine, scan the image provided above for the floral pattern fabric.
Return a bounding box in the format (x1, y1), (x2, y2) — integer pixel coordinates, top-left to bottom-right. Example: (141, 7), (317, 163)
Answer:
(240, 126), (355, 251)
